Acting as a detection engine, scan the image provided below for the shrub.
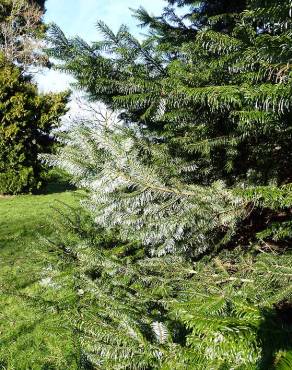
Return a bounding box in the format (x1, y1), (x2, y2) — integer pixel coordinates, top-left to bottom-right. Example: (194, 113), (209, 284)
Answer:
(0, 55), (69, 194)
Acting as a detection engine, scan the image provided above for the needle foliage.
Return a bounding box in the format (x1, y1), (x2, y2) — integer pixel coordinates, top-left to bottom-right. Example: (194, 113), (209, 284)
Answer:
(40, 0), (292, 368)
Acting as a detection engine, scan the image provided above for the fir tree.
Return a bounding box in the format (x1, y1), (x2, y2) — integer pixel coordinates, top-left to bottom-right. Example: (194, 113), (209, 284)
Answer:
(43, 196), (292, 369)
(44, 114), (244, 257)
(47, 0), (292, 244)
(44, 0), (292, 368)
(44, 108), (292, 368)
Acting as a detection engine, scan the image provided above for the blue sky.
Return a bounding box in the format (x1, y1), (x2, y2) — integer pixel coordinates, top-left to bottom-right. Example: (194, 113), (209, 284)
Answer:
(44, 0), (166, 41)
(37, 0), (166, 92)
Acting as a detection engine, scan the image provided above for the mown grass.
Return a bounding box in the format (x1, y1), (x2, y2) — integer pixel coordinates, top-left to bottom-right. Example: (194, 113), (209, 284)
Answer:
(0, 183), (82, 369)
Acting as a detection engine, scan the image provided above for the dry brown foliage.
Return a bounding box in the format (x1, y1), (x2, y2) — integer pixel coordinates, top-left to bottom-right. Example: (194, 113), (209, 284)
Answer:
(0, 0), (48, 68)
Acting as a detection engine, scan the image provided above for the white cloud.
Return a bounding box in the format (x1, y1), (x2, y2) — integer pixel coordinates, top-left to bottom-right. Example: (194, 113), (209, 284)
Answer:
(36, 69), (74, 93)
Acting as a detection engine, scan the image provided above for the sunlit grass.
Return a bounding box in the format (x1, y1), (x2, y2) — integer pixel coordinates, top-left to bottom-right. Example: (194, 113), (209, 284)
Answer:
(0, 184), (81, 369)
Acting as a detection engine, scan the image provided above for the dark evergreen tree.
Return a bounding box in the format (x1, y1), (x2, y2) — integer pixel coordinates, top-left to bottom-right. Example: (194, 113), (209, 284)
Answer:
(34, 0), (45, 10)
(0, 0), (69, 194)
(0, 56), (69, 194)
(133, 0), (247, 46)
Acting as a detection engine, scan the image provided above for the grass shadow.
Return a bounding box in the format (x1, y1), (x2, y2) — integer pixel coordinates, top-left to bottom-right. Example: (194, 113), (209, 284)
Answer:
(258, 302), (292, 369)
(36, 169), (76, 195)
(38, 180), (76, 195)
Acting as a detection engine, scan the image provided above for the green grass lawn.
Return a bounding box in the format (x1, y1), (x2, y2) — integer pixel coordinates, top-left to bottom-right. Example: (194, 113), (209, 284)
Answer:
(0, 186), (82, 370)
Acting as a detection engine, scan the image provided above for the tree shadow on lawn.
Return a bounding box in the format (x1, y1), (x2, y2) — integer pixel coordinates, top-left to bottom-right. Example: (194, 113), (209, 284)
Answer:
(38, 179), (76, 195)
(36, 169), (76, 195)
(258, 302), (292, 369)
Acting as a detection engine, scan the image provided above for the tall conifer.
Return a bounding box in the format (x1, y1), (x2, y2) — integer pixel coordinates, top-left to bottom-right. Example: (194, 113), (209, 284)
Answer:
(45, 1), (292, 368)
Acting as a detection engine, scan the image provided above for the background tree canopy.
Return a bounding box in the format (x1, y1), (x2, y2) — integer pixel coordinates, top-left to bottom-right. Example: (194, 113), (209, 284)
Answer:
(0, 0), (69, 194)
(0, 55), (68, 194)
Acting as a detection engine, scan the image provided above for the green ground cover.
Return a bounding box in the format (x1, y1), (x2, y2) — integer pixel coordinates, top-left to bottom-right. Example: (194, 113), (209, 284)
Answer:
(0, 185), (81, 369)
